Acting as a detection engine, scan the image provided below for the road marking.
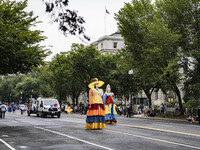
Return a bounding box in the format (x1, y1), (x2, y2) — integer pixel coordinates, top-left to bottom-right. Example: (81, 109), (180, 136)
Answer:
(107, 130), (200, 149)
(58, 117), (200, 137)
(118, 123), (200, 137)
(34, 126), (113, 150)
(0, 138), (16, 150)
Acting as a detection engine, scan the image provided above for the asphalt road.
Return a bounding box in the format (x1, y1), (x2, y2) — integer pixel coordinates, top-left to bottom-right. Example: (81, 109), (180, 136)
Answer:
(0, 111), (200, 150)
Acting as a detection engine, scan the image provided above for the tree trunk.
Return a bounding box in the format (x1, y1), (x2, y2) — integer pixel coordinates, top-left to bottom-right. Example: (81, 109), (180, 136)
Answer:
(76, 97), (78, 106)
(144, 90), (152, 108)
(174, 86), (184, 115)
(72, 97), (75, 107)
(144, 88), (154, 109)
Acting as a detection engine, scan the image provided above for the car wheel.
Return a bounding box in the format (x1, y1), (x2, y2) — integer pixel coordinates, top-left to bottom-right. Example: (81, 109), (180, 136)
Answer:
(57, 114), (60, 118)
(42, 112), (45, 118)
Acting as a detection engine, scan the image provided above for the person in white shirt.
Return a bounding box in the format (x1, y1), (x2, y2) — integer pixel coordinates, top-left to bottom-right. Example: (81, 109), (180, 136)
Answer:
(20, 104), (26, 115)
(0, 103), (7, 118)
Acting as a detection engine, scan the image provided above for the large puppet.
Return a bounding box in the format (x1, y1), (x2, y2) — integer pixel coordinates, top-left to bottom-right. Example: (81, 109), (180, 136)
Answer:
(104, 84), (117, 124)
(85, 78), (106, 129)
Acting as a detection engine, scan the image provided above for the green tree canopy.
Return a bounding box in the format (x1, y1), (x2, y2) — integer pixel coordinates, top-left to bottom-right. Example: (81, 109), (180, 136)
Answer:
(0, 0), (50, 75)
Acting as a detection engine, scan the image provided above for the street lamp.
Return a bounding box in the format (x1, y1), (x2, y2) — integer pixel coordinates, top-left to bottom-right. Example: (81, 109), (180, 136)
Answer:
(83, 80), (87, 101)
(20, 91), (23, 104)
(31, 89), (33, 101)
(10, 93), (12, 104)
(128, 70), (133, 111)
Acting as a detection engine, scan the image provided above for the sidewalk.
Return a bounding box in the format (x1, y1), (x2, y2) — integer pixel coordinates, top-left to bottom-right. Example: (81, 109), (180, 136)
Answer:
(133, 114), (186, 122)
(118, 113), (200, 124)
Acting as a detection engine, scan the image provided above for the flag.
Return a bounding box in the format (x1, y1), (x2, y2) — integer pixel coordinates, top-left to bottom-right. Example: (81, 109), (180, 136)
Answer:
(106, 9), (110, 14)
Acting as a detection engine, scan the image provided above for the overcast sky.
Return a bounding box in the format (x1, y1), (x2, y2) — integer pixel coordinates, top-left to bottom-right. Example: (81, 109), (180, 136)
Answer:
(26, 0), (132, 61)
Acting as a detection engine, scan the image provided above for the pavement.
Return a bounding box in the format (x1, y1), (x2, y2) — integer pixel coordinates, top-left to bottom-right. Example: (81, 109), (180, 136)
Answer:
(118, 113), (200, 124)
(1, 111), (200, 150)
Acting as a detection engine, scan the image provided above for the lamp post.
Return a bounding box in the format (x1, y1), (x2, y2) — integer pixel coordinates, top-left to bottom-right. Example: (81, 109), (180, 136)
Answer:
(10, 93), (11, 105)
(128, 70), (133, 111)
(31, 89), (33, 101)
(20, 92), (23, 104)
(83, 80), (87, 101)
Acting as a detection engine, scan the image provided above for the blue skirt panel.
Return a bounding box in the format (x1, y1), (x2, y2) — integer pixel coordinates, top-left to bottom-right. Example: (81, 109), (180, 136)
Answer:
(86, 116), (105, 123)
(105, 114), (117, 121)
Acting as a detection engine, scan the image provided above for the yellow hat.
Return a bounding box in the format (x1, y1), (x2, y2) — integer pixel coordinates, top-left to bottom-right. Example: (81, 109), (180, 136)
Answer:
(88, 78), (104, 89)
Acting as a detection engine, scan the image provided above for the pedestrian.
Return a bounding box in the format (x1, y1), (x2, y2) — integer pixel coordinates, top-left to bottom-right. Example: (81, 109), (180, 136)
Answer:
(85, 78), (105, 129)
(175, 103), (179, 112)
(0, 103), (1, 118)
(12, 105), (16, 113)
(0, 103), (7, 118)
(104, 84), (117, 124)
(197, 106), (200, 125)
(148, 110), (156, 117)
(163, 103), (167, 114)
(20, 104), (25, 115)
(127, 105), (132, 118)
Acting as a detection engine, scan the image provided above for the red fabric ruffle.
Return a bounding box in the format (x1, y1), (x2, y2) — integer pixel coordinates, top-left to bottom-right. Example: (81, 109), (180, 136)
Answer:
(89, 104), (105, 110)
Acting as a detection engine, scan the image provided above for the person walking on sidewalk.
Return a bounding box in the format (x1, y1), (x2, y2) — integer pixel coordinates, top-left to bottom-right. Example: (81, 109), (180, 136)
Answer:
(197, 106), (200, 125)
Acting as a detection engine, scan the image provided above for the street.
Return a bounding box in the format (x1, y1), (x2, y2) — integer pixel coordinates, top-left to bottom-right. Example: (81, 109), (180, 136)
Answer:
(0, 111), (200, 150)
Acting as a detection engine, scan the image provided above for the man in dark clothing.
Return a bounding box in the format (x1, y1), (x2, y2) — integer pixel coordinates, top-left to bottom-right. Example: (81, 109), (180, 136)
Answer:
(127, 105), (133, 118)
(197, 106), (200, 125)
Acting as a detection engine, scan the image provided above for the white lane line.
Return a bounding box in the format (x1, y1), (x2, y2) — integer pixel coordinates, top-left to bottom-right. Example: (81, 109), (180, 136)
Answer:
(107, 130), (200, 150)
(34, 126), (113, 150)
(0, 138), (16, 150)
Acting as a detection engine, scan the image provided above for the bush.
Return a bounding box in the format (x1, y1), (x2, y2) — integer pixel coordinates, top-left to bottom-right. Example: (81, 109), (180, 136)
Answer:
(167, 102), (176, 107)
(183, 99), (200, 109)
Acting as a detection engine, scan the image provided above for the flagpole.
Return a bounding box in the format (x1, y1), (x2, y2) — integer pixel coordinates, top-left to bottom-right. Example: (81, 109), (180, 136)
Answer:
(105, 6), (106, 35)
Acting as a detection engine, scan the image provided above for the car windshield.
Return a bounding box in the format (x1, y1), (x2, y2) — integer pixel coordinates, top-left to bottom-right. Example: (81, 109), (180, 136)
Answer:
(44, 99), (59, 106)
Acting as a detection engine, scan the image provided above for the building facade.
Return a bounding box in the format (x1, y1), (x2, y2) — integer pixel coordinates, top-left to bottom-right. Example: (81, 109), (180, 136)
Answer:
(92, 32), (124, 54)
(92, 32), (184, 106)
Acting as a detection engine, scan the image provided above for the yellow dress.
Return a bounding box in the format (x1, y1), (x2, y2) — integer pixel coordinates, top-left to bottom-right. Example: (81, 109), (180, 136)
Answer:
(85, 88), (105, 129)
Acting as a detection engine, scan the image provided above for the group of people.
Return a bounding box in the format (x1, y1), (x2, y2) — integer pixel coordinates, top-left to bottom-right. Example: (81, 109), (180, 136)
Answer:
(85, 78), (117, 130)
(0, 103), (7, 118)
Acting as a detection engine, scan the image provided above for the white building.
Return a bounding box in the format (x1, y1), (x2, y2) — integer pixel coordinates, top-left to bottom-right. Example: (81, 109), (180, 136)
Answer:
(91, 32), (184, 106)
(92, 32), (124, 54)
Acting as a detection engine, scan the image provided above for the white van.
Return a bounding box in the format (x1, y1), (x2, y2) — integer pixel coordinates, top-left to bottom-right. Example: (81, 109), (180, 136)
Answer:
(37, 97), (61, 118)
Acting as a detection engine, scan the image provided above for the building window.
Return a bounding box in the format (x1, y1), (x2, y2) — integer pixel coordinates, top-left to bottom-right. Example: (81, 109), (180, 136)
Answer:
(101, 43), (103, 49)
(113, 42), (117, 48)
(155, 92), (158, 100)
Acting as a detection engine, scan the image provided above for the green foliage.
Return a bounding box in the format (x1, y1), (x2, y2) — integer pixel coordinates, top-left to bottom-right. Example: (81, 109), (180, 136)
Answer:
(155, 0), (200, 110)
(183, 99), (200, 109)
(115, 0), (181, 107)
(154, 105), (160, 109)
(0, 0), (50, 75)
(0, 73), (42, 104)
(167, 102), (176, 108)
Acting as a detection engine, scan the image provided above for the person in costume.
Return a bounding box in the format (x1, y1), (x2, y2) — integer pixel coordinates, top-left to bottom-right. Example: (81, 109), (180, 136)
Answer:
(104, 84), (117, 124)
(85, 78), (106, 129)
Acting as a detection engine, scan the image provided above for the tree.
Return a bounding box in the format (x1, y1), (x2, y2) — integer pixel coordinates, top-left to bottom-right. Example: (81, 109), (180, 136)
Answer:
(155, 0), (200, 114)
(115, 0), (185, 114)
(115, 0), (160, 107)
(0, 0), (49, 75)
(0, 73), (41, 104)
(43, 0), (90, 41)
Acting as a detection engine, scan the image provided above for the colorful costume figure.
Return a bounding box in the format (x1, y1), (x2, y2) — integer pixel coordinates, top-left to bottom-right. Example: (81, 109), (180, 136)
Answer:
(104, 84), (117, 124)
(85, 78), (106, 129)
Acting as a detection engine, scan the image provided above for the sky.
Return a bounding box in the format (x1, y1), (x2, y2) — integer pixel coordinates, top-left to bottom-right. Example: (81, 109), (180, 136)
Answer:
(26, 0), (132, 61)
